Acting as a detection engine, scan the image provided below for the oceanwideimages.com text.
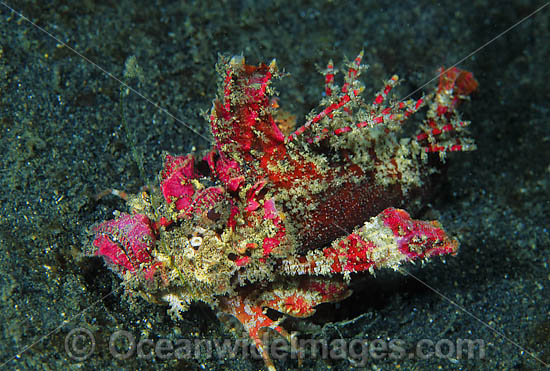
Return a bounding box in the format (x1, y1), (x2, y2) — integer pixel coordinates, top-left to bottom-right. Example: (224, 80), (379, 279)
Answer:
(65, 327), (485, 366)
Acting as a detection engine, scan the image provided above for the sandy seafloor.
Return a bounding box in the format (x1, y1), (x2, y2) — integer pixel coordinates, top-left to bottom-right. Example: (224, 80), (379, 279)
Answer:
(0, 0), (549, 370)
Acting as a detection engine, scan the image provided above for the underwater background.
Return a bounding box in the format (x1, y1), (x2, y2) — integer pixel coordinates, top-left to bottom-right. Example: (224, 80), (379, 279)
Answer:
(0, 0), (548, 370)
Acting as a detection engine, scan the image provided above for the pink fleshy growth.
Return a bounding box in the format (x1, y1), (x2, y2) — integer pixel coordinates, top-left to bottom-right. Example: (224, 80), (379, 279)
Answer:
(205, 150), (244, 192)
(154, 216), (173, 230)
(203, 149), (217, 175)
(93, 235), (132, 270)
(270, 119), (285, 143)
(235, 256), (250, 267)
(227, 176), (245, 193)
(380, 208), (459, 258)
(162, 154), (196, 179)
(338, 234), (376, 272)
(262, 237), (280, 257)
(245, 180), (267, 212)
(193, 187), (225, 211)
(215, 156), (244, 192)
(245, 199), (260, 212)
(227, 205), (240, 230)
(165, 177), (195, 211)
(317, 234), (377, 274)
(93, 213), (158, 278)
(180, 186), (225, 218)
(161, 153), (225, 219)
(263, 198), (277, 220)
(160, 154), (197, 210)
(261, 198), (285, 257)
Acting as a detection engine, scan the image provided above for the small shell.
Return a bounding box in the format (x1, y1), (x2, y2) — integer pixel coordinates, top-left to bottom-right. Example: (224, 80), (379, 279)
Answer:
(190, 236), (203, 248)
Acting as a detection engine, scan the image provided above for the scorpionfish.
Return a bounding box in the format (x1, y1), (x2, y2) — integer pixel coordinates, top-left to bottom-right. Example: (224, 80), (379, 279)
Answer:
(91, 52), (477, 370)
